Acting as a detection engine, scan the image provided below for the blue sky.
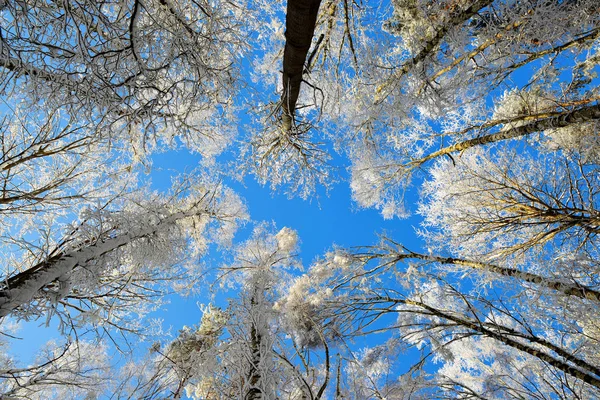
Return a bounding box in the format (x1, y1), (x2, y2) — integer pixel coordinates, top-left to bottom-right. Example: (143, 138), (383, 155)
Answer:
(7, 134), (422, 382)
(147, 143), (424, 337)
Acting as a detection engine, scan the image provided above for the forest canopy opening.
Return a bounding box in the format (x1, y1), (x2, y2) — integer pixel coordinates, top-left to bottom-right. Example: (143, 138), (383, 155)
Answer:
(1, 0), (599, 398)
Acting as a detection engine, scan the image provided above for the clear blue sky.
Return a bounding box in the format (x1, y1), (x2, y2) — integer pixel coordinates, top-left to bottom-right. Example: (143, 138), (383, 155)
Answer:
(148, 145), (424, 340)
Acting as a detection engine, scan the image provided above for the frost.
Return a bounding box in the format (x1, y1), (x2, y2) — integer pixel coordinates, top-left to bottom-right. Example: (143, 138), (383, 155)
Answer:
(331, 252), (353, 268)
(418, 146), (598, 261)
(350, 148), (408, 219)
(493, 89), (555, 126)
(0, 340), (110, 398)
(275, 227), (299, 253)
(545, 120), (600, 163)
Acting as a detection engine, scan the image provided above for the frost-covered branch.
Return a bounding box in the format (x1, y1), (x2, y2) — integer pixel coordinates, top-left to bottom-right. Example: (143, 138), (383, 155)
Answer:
(358, 294), (600, 389)
(0, 185), (247, 322)
(0, 339), (110, 398)
(354, 244), (600, 303)
(407, 102), (600, 171)
(377, 0), (494, 99)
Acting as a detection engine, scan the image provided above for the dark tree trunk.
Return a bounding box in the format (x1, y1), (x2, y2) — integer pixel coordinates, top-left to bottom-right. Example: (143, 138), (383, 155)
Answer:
(245, 323), (263, 400)
(281, 0), (322, 130)
(245, 294), (263, 400)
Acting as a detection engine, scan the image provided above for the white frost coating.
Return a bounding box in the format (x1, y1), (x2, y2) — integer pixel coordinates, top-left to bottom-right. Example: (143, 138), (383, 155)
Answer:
(0, 339), (110, 398)
(330, 252), (353, 269)
(492, 89), (554, 127)
(545, 120), (600, 162)
(0, 207), (206, 318)
(417, 146), (598, 260)
(275, 227), (298, 253)
(350, 148), (408, 219)
(209, 188), (248, 248)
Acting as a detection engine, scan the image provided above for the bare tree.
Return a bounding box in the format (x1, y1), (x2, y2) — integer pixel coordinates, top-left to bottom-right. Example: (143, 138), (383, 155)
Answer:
(0, 0), (243, 149)
(419, 148), (600, 261)
(338, 0), (600, 217)
(113, 225), (331, 399)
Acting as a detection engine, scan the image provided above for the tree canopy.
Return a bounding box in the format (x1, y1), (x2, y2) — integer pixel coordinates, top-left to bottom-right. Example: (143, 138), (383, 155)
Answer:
(1, 0), (600, 398)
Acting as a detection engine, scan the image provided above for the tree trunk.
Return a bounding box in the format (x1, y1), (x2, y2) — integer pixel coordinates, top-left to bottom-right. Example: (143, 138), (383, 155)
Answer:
(245, 295), (263, 400)
(373, 296), (600, 389)
(410, 102), (600, 169)
(281, 0), (322, 131)
(0, 209), (199, 319)
(394, 251), (600, 303)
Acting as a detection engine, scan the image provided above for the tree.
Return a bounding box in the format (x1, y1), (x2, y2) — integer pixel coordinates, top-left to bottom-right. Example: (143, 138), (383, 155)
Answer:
(345, 0), (600, 218)
(240, 0), (600, 211)
(0, 111), (117, 214)
(0, 0), (247, 275)
(0, 180), (247, 343)
(0, 0), (251, 346)
(279, 238), (600, 398)
(3, 0), (600, 398)
(259, 8), (600, 394)
(0, 1), (250, 396)
(251, 0), (600, 216)
(419, 147), (600, 262)
(0, 335), (110, 399)
(113, 225), (332, 399)
(240, 0), (358, 198)
(180, 225), (331, 399)
(108, 305), (229, 399)
(0, 0), (243, 152)
(281, 0), (323, 131)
